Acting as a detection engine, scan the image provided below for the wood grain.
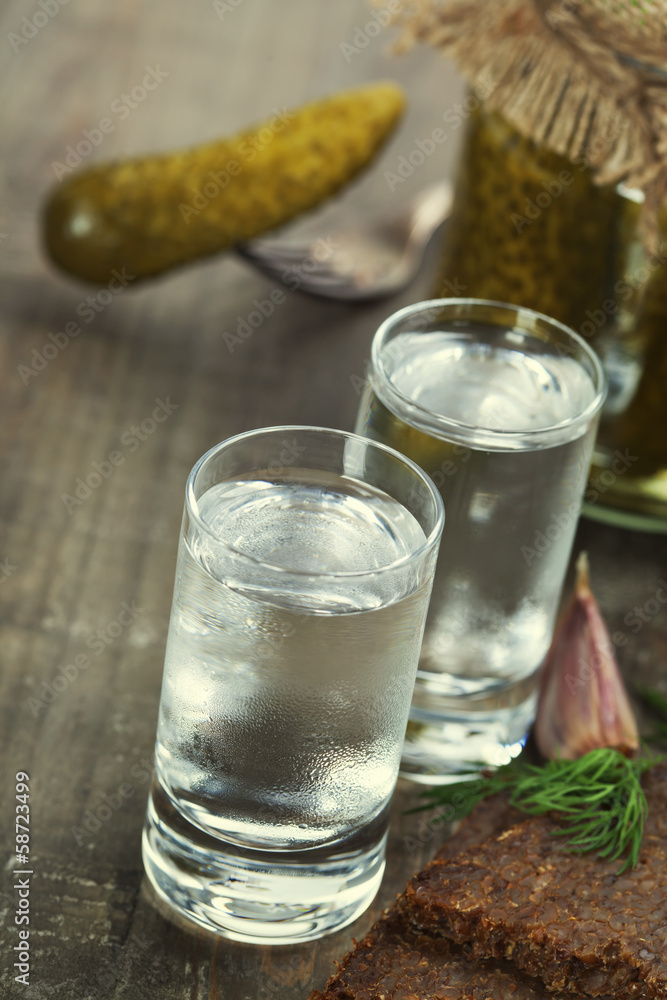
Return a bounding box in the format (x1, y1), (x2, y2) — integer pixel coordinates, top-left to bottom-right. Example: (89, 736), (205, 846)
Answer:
(0, 2), (665, 998)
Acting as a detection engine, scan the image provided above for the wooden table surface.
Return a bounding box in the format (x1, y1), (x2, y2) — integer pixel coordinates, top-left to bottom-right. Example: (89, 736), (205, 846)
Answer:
(1, 2), (666, 998)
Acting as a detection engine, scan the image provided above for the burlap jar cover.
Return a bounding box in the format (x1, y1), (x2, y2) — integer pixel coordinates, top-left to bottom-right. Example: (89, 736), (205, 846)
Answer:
(392, 0), (667, 249)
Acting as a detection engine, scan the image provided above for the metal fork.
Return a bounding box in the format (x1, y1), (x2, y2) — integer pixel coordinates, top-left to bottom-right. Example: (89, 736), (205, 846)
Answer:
(235, 182), (453, 300)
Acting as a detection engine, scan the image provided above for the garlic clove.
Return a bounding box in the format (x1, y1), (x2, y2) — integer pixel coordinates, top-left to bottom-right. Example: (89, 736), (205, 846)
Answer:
(534, 552), (639, 761)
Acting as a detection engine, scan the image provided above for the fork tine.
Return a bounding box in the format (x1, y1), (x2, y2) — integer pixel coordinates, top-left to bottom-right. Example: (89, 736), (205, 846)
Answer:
(235, 181), (453, 299)
(240, 253), (410, 297)
(245, 260), (348, 284)
(236, 240), (312, 263)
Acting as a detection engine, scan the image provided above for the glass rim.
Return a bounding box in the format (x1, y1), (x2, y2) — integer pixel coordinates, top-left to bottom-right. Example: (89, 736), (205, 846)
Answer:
(184, 424), (445, 579)
(370, 298), (607, 448)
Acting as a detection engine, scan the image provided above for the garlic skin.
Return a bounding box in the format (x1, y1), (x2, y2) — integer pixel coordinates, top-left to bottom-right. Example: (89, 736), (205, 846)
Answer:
(535, 552), (639, 761)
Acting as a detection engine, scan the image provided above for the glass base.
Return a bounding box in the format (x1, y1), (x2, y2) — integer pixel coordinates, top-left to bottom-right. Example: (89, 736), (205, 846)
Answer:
(142, 780), (386, 944)
(400, 687), (536, 784)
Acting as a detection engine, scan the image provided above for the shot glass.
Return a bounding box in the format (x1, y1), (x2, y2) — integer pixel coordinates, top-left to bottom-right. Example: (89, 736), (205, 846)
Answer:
(142, 426), (443, 943)
(355, 300), (606, 781)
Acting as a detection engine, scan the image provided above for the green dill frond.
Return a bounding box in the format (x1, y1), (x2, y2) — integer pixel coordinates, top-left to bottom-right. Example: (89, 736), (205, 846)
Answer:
(415, 747), (662, 873)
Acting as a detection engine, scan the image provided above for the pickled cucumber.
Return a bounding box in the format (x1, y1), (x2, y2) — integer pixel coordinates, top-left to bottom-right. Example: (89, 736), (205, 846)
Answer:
(42, 82), (405, 284)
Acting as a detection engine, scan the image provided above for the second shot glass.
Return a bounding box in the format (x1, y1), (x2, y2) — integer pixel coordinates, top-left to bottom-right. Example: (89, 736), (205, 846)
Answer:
(356, 299), (606, 781)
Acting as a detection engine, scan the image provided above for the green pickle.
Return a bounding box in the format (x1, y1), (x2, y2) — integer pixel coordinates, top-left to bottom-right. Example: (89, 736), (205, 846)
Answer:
(433, 107), (667, 529)
(42, 83), (405, 284)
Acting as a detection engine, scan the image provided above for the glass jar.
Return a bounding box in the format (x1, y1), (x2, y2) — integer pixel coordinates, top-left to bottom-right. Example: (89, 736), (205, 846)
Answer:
(433, 106), (667, 531)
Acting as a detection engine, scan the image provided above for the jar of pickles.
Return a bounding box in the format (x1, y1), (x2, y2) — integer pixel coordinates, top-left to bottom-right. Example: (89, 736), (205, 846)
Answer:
(433, 106), (667, 531)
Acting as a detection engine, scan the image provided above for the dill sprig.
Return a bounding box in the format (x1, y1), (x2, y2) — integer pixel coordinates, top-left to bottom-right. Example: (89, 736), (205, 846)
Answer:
(415, 747), (661, 873)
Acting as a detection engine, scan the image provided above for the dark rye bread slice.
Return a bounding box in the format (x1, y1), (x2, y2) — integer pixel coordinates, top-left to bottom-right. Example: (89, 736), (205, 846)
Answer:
(309, 913), (588, 1000)
(399, 763), (667, 998)
(309, 794), (573, 1000)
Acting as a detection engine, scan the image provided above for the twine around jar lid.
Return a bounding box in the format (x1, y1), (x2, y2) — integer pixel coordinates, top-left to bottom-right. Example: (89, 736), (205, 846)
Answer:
(389, 0), (667, 249)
